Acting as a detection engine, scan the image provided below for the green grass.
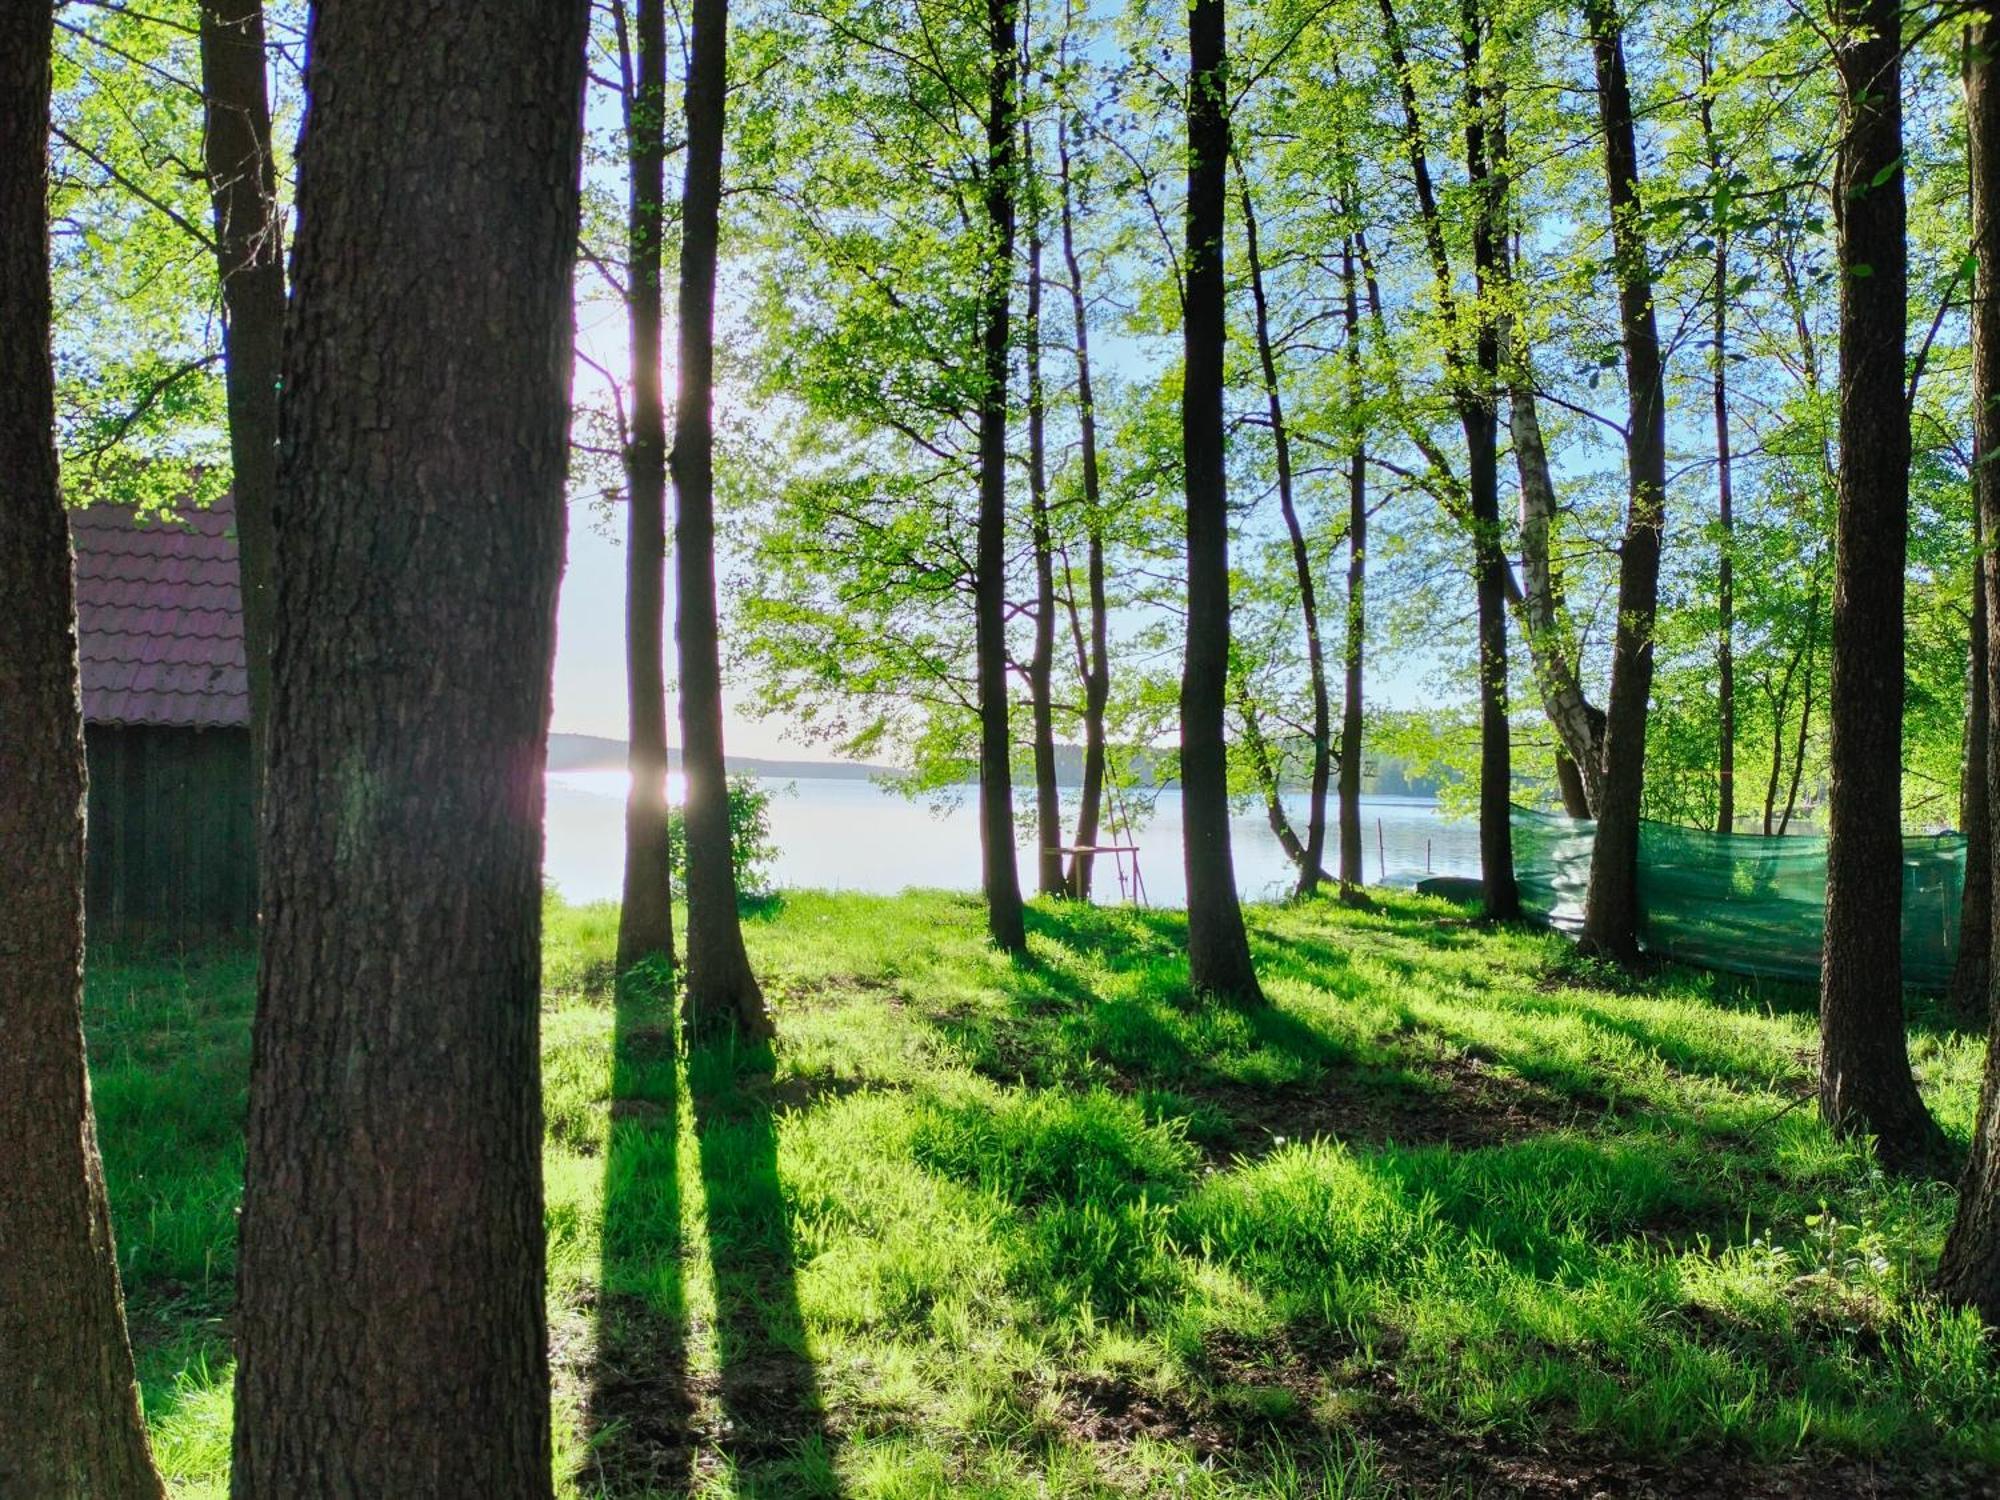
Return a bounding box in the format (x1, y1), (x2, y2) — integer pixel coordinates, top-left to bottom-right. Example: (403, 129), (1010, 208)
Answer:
(88, 889), (2000, 1496)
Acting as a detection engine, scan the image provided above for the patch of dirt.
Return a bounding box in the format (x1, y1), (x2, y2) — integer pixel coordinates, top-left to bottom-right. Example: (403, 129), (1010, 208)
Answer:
(1198, 1052), (1606, 1162)
(1054, 1324), (2000, 1498)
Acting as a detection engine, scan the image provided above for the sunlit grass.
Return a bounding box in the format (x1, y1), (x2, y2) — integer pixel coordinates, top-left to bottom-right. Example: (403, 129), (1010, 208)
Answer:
(88, 887), (2000, 1496)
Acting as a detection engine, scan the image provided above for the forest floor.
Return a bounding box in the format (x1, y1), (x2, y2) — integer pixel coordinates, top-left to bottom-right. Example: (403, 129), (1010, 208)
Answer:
(94, 888), (2000, 1498)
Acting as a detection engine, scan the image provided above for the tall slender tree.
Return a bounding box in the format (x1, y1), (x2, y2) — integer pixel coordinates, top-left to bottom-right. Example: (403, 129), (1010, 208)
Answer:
(978, 0), (1029, 951)
(0, 7), (165, 1490)
(617, 0), (677, 977)
(1023, 108), (1066, 899)
(1578, 0), (1668, 964)
(1182, 0), (1264, 1003)
(1056, 99), (1112, 902)
(1377, 0), (1516, 917)
(1235, 151), (1330, 899)
(1338, 230), (1367, 901)
(198, 0), (283, 803)
(1814, 0), (1944, 1172)
(675, 0), (771, 1037)
(1941, 13), (2000, 1317)
(229, 0), (589, 1487)
(1697, 34), (1738, 837)
(1460, 0), (1518, 920)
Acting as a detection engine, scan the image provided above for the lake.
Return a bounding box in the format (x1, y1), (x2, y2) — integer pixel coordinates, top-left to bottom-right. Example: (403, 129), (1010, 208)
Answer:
(543, 771), (1480, 907)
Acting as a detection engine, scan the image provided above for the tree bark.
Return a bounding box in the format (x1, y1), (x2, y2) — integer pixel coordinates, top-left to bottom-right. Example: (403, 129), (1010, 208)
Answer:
(1339, 232), (1367, 900)
(198, 0), (283, 816)
(1057, 109), (1111, 902)
(228, 0), (588, 1489)
(617, 0), (677, 976)
(1814, 0), (1945, 1173)
(1941, 13), (2000, 1315)
(1235, 671), (1318, 877)
(977, 0), (1028, 951)
(0, 11), (165, 1492)
(1461, 0), (1518, 920)
(1235, 153), (1329, 900)
(1023, 118), (1065, 899)
(674, 0), (771, 1039)
(1578, 0), (1668, 966)
(1181, 0), (1263, 1004)
(1953, 494), (1992, 1017)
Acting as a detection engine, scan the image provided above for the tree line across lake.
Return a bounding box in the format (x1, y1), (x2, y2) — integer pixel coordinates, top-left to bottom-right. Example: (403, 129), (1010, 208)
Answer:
(11, 0), (2000, 1492)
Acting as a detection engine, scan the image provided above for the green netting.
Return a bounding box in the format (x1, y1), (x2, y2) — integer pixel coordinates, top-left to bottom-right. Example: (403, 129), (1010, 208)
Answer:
(1510, 806), (1966, 991)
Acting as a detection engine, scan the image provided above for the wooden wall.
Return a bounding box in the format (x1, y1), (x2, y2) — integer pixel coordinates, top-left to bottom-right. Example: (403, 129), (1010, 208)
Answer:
(85, 725), (256, 943)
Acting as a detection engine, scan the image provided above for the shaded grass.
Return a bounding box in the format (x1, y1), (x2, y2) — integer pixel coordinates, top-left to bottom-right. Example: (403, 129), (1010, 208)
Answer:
(87, 887), (2000, 1497)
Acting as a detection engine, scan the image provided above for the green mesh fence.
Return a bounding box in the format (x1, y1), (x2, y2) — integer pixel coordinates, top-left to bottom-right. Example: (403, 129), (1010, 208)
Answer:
(1510, 806), (1966, 991)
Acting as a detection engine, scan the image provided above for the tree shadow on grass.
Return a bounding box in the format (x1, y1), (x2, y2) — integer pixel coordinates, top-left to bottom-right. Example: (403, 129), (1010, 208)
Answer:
(581, 969), (697, 1498)
(581, 980), (842, 1497)
(689, 1033), (842, 1497)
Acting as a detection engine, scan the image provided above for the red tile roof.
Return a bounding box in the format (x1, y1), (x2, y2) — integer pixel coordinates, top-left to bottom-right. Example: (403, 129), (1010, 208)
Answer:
(70, 493), (250, 729)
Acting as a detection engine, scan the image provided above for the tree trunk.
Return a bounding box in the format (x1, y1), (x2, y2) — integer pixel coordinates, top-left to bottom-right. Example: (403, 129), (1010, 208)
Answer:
(1181, 0), (1263, 1004)
(1503, 344), (1605, 815)
(1487, 92), (1604, 813)
(1941, 11), (2000, 1317)
(0, 13), (165, 1492)
(674, 0), (770, 1039)
(1697, 37), (1737, 836)
(1462, 0), (1518, 921)
(1814, 0), (1945, 1174)
(1953, 494), (1992, 1017)
(617, 0), (676, 976)
(1024, 119), (1065, 899)
(228, 0), (588, 1489)
(1578, 0), (1668, 966)
(978, 0), (1027, 951)
(199, 0), (283, 817)
(1057, 110), (1111, 902)
(1339, 233), (1367, 900)
(1235, 154), (1329, 900)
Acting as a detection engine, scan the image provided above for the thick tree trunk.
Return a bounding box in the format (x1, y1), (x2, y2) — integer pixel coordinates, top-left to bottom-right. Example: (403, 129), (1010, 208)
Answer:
(1058, 111), (1111, 902)
(618, 0), (676, 975)
(674, 0), (770, 1039)
(1814, 0), (1945, 1173)
(1579, 0), (1667, 966)
(1181, 0), (1263, 1004)
(1941, 15), (2000, 1315)
(1339, 233), (1367, 900)
(1944, 14), (2000, 1312)
(228, 0), (587, 1489)
(199, 0), (283, 815)
(1462, 2), (1518, 920)
(1953, 495), (1992, 1017)
(978, 0), (1027, 951)
(0, 14), (165, 1492)
(1235, 155), (1329, 899)
(1024, 129), (1065, 898)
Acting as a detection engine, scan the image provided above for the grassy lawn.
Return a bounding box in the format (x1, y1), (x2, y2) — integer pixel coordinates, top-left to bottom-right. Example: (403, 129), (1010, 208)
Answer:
(90, 889), (2000, 1497)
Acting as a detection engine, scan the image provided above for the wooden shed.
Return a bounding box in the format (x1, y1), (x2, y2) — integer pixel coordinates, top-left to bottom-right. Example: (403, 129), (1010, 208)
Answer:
(71, 493), (256, 942)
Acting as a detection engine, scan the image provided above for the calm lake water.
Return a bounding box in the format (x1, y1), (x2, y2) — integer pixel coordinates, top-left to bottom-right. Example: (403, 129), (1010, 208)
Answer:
(543, 771), (1479, 908)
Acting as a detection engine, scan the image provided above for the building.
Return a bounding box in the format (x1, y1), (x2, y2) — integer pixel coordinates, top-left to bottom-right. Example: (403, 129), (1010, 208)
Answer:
(71, 493), (256, 942)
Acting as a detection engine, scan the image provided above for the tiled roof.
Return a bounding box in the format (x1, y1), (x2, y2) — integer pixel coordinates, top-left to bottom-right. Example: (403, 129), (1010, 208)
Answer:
(70, 493), (250, 729)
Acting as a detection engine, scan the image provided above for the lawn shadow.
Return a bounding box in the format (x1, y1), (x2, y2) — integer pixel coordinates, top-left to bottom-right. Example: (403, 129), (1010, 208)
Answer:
(580, 968), (697, 1497)
(690, 1033), (842, 1495)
